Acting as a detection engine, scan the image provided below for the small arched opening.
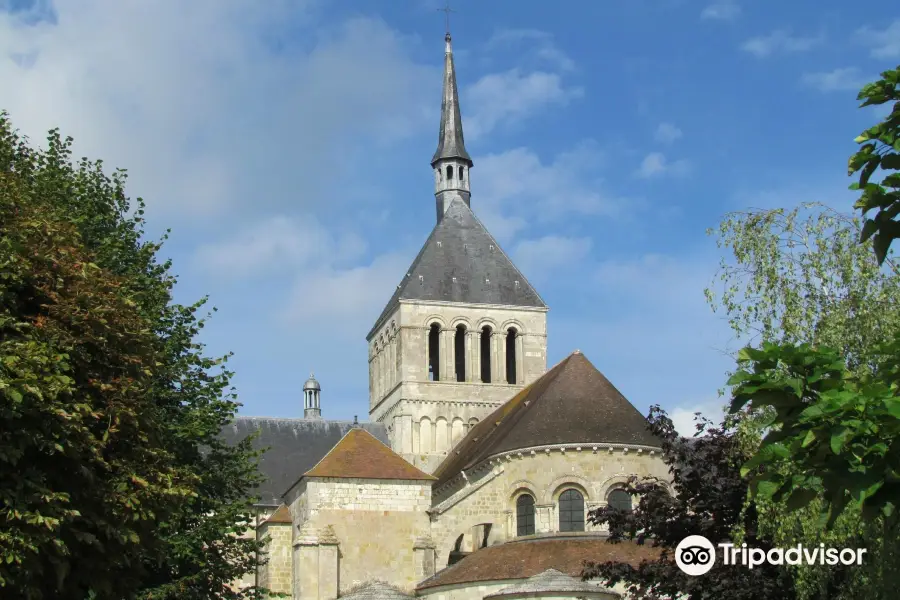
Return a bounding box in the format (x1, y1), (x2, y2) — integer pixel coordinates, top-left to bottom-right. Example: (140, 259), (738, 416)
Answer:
(516, 494), (536, 536)
(446, 165), (454, 180)
(455, 324), (466, 382)
(505, 327), (518, 384)
(559, 489), (585, 532)
(448, 534), (467, 566)
(428, 323), (441, 381)
(480, 325), (492, 383)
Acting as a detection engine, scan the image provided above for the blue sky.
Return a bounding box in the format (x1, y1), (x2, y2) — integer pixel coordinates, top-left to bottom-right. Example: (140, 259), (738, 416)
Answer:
(2, 0), (898, 433)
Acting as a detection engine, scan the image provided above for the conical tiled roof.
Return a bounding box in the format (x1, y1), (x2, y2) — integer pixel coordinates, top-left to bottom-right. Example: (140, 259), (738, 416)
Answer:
(433, 351), (662, 485)
(304, 428), (435, 481)
(368, 199), (545, 338)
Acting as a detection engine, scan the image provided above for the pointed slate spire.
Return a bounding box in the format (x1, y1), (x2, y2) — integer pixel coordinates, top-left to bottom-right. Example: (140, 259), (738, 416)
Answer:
(432, 33), (471, 167)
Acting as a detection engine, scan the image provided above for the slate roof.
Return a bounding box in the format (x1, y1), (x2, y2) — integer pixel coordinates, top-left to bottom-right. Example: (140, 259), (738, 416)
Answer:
(433, 351), (663, 487)
(304, 428), (435, 481)
(219, 417), (389, 505)
(416, 536), (659, 591)
(368, 200), (545, 339)
(484, 568), (620, 598)
(432, 33), (471, 166)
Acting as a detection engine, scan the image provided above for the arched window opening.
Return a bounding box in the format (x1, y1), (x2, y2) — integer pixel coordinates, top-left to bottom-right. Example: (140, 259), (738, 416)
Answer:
(446, 165), (454, 180)
(428, 323), (441, 382)
(448, 534), (467, 566)
(480, 326), (492, 383)
(505, 327), (518, 384)
(480, 523), (492, 549)
(460, 167), (466, 181)
(559, 489), (585, 532)
(608, 489), (632, 512)
(516, 494), (536, 536)
(455, 324), (467, 382)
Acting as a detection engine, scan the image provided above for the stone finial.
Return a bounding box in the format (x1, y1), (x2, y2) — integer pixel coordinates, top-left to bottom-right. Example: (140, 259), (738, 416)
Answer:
(319, 525), (339, 545)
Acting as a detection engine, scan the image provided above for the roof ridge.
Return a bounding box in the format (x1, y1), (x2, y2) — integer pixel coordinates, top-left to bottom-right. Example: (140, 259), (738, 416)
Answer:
(462, 355), (573, 466)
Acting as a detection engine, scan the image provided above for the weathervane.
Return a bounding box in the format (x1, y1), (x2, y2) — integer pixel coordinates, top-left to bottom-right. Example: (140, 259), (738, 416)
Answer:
(437, 0), (455, 35)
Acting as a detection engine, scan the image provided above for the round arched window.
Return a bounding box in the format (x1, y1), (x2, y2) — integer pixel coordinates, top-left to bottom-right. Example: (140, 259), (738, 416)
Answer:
(608, 489), (632, 512)
(558, 489), (585, 532)
(516, 494), (535, 536)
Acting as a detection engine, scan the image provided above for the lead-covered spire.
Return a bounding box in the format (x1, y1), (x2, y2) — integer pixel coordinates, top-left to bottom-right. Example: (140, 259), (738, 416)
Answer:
(432, 33), (473, 223)
(432, 33), (471, 166)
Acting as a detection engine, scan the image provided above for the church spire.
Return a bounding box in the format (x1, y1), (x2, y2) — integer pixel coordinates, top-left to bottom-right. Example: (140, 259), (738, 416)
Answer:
(432, 32), (473, 223)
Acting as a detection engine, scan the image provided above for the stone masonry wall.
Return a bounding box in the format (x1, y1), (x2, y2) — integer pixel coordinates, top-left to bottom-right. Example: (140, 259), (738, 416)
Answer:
(258, 522), (292, 595)
(287, 478), (433, 597)
(429, 447), (670, 567)
(369, 300), (548, 473)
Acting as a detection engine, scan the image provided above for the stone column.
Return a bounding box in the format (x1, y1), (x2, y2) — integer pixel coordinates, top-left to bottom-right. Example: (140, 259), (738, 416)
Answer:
(493, 331), (505, 385)
(504, 509), (514, 541)
(441, 328), (454, 382)
(318, 526), (340, 600)
(294, 523), (320, 599)
(535, 504), (554, 534)
(413, 536), (437, 581)
(468, 329), (480, 383)
(516, 333), (525, 384)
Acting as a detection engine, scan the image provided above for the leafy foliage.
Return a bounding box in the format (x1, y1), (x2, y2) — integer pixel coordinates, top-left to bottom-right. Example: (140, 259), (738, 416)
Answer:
(849, 65), (900, 264)
(729, 341), (900, 528)
(706, 203), (900, 374)
(0, 112), (268, 599)
(581, 407), (795, 600)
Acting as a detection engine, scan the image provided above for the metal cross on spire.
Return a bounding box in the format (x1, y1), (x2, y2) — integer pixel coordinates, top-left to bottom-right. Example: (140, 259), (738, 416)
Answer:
(437, 0), (455, 35)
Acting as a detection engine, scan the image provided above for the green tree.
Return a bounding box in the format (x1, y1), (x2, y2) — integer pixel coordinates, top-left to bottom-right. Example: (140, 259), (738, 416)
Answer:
(0, 112), (267, 599)
(849, 65), (900, 264)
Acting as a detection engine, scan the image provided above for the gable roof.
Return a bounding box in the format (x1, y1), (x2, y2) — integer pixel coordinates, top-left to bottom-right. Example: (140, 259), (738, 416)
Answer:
(433, 351), (662, 486)
(416, 536), (659, 591)
(368, 200), (545, 339)
(219, 417), (389, 505)
(304, 427), (436, 481)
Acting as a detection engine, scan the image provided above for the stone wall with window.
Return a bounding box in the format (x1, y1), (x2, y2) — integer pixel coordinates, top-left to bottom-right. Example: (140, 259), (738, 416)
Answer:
(428, 444), (670, 568)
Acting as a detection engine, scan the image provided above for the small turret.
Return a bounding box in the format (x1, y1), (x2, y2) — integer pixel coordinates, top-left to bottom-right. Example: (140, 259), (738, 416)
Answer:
(303, 373), (322, 419)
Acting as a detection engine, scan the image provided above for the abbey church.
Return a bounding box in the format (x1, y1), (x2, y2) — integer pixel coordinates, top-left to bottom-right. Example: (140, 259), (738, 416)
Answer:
(222, 32), (671, 600)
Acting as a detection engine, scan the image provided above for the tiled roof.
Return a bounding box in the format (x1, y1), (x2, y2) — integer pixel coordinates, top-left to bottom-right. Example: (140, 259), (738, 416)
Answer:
(219, 417), (389, 504)
(417, 536), (660, 591)
(433, 352), (663, 486)
(368, 200), (545, 339)
(264, 504), (292, 524)
(304, 428), (436, 481)
(484, 568), (620, 598)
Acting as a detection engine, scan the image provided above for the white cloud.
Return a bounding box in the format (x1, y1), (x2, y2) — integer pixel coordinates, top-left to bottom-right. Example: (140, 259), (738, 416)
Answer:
(636, 152), (690, 179)
(513, 235), (593, 279)
(282, 253), (410, 336)
(855, 19), (900, 59)
(484, 29), (575, 72)
(701, 0), (741, 21)
(669, 398), (727, 437)
(192, 215), (367, 277)
(475, 143), (626, 242)
(655, 122), (683, 144)
(0, 2), (434, 220)
(741, 29), (824, 58)
(801, 67), (868, 92)
(465, 69), (582, 139)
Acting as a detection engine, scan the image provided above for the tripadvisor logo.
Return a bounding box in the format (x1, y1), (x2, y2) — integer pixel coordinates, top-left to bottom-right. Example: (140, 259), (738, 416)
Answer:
(675, 535), (868, 576)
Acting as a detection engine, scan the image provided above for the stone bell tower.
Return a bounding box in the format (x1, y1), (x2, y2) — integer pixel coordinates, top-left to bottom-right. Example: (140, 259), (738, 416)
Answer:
(365, 32), (549, 474)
